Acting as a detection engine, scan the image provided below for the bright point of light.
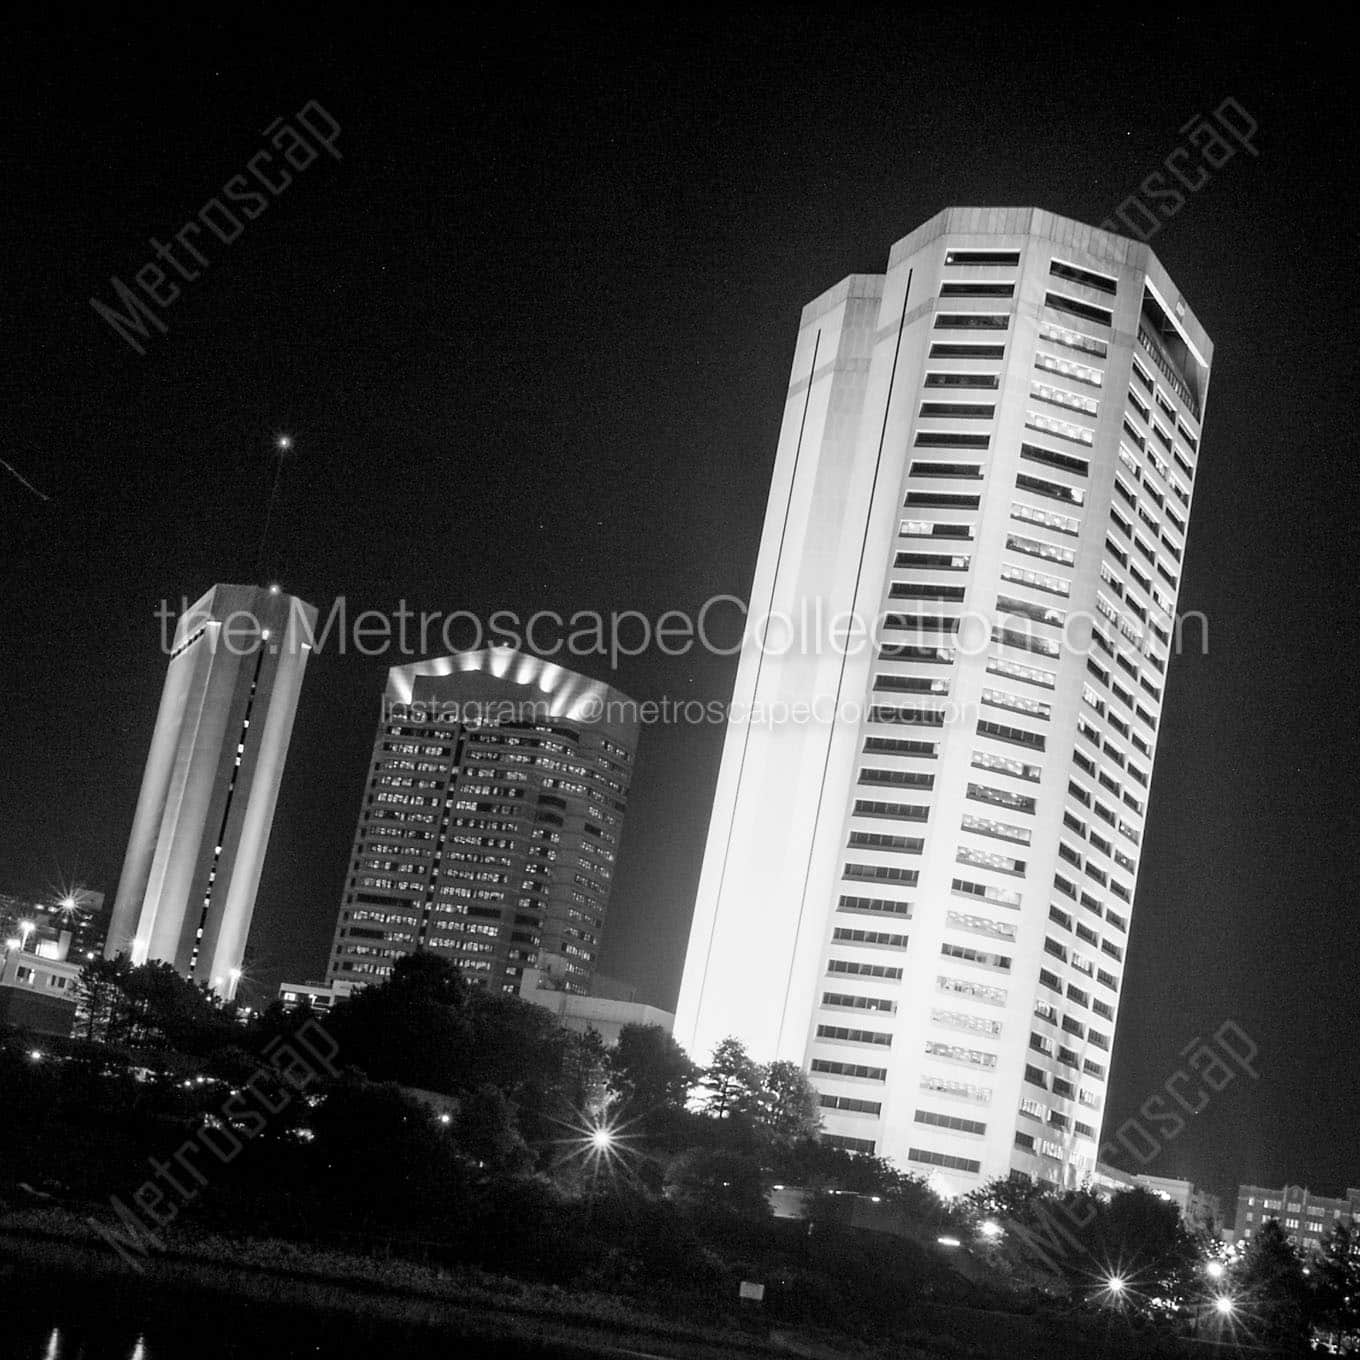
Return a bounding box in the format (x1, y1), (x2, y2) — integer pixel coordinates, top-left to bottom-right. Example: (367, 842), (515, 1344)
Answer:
(29, 1049), (42, 1061)
(229, 967), (242, 980)
(277, 435), (292, 451)
(438, 1112), (452, 1125)
(590, 1127), (615, 1151)
(1107, 1276), (1126, 1295)
(60, 895), (77, 910)
(19, 919), (35, 937)
(980, 1219), (1003, 1239)
(1214, 1295), (1235, 1316)
(4, 938), (19, 951)
(269, 583), (281, 594)
(1206, 1260), (1225, 1279)
(937, 1235), (961, 1248)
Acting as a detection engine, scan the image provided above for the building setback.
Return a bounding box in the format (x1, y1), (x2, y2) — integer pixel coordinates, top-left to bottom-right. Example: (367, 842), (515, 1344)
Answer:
(325, 650), (638, 995)
(675, 207), (1213, 1194)
(106, 584), (317, 996)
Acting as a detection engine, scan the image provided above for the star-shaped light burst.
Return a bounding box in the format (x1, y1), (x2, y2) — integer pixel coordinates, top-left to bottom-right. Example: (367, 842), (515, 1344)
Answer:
(1081, 1250), (1151, 1314)
(547, 1105), (646, 1191)
(48, 878), (91, 925)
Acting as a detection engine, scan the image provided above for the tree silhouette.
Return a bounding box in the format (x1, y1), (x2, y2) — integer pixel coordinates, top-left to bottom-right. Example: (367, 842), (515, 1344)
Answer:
(700, 1036), (761, 1119)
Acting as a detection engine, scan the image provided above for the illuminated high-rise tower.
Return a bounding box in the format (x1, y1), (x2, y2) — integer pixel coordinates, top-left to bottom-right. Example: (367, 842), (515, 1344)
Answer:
(325, 650), (638, 995)
(106, 583), (317, 996)
(676, 208), (1212, 1192)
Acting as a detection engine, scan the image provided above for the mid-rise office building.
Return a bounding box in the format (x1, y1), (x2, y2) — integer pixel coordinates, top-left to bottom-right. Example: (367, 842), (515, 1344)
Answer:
(106, 583), (317, 996)
(325, 650), (638, 994)
(1234, 1183), (1360, 1256)
(676, 207), (1212, 1193)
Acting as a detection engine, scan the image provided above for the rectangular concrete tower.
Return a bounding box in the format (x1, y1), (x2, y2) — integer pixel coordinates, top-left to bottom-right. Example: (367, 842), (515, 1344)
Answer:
(107, 583), (317, 996)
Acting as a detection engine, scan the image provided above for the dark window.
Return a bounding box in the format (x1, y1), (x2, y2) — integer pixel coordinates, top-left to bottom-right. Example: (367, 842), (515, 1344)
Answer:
(925, 371), (1000, 389)
(940, 281), (1015, 297)
(920, 402), (995, 419)
(906, 492), (981, 509)
(1049, 260), (1118, 295)
(915, 1109), (987, 1135)
(935, 313), (1010, 330)
(1020, 443), (1089, 477)
(1045, 291), (1113, 326)
(945, 249), (1021, 267)
(929, 343), (1004, 360)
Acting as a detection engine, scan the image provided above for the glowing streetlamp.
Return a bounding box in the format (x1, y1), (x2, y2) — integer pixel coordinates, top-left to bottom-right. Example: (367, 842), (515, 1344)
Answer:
(18, 920), (36, 949)
(589, 1126), (615, 1153)
(1206, 1260), (1225, 1280)
(1214, 1295), (1235, 1317)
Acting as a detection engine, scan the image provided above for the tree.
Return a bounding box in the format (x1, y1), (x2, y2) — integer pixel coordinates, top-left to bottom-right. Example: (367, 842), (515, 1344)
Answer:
(75, 955), (236, 1051)
(699, 1037), (761, 1119)
(1234, 1219), (1310, 1345)
(1311, 1221), (1359, 1341)
(753, 1060), (821, 1146)
(608, 1023), (697, 1113)
(664, 1147), (771, 1223)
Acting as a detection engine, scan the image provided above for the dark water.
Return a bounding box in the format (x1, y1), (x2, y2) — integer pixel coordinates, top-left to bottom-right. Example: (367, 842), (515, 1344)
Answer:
(0, 1272), (638, 1359)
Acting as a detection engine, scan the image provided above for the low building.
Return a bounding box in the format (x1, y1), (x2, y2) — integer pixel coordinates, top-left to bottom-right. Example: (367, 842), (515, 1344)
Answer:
(278, 957), (673, 1047)
(518, 967), (674, 1046)
(1132, 1174), (1221, 1235)
(0, 927), (82, 1037)
(276, 979), (363, 1014)
(1234, 1183), (1360, 1257)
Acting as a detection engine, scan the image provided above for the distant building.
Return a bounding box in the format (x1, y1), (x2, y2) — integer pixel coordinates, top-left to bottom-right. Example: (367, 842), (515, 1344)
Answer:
(278, 959), (669, 1047)
(325, 650), (638, 996)
(1234, 1183), (1360, 1256)
(106, 584), (317, 998)
(276, 978), (362, 1014)
(62, 888), (109, 961)
(1132, 1173), (1221, 1235)
(518, 956), (674, 1045)
(0, 927), (81, 1037)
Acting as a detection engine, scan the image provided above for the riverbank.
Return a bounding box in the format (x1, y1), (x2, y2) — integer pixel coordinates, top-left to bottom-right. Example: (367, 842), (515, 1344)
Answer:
(0, 1207), (881, 1360)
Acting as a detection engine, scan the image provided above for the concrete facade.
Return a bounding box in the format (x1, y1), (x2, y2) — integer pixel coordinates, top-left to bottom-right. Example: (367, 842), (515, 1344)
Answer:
(106, 584), (317, 996)
(676, 208), (1212, 1193)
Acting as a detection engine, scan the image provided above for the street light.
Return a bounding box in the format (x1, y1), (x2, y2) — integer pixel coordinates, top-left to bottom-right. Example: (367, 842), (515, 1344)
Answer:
(1106, 1275), (1126, 1296)
(589, 1127), (614, 1153)
(1206, 1260), (1225, 1280)
(1214, 1295), (1235, 1317)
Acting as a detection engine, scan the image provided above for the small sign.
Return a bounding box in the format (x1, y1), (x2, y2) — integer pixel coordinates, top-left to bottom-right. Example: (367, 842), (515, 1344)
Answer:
(738, 1281), (765, 1302)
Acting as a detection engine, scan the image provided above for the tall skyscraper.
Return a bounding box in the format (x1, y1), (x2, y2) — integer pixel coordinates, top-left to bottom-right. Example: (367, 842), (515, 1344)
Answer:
(676, 208), (1212, 1193)
(107, 583), (318, 996)
(325, 649), (638, 995)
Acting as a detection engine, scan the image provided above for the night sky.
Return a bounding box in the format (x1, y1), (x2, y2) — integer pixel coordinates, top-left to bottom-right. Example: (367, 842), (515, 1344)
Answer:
(3, 11), (1356, 1205)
